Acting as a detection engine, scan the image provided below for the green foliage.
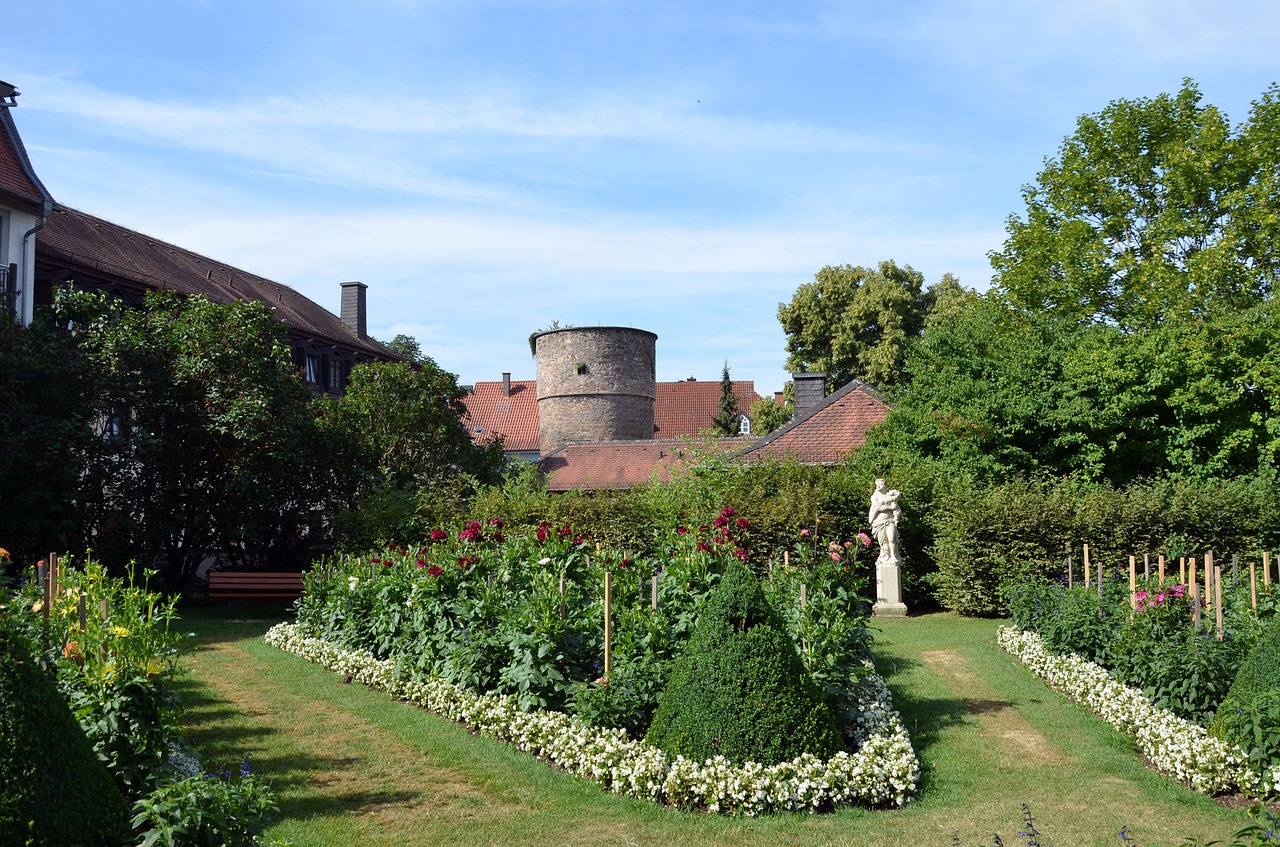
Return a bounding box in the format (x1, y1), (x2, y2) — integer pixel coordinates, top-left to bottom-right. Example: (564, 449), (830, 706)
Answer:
(748, 392), (791, 436)
(130, 765), (278, 847)
(991, 79), (1280, 331)
(379, 332), (423, 363)
(645, 561), (843, 765)
(777, 260), (940, 390)
(0, 613), (130, 847)
(1212, 614), (1280, 773)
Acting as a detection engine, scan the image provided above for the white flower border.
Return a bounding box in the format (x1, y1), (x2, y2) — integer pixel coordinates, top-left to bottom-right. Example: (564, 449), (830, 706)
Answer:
(265, 623), (919, 814)
(997, 626), (1277, 798)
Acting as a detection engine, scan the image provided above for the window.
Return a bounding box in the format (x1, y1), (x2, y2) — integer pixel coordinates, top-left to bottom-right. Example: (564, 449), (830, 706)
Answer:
(738, 415), (751, 435)
(328, 358), (344, 393)
(304, 354), (321, 385)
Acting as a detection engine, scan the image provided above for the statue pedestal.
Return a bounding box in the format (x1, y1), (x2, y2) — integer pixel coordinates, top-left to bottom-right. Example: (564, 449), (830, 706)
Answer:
(872, 559), (908, 618)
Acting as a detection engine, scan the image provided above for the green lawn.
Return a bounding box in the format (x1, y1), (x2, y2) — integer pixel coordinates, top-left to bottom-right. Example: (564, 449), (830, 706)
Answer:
(175, 607), (1250, 846)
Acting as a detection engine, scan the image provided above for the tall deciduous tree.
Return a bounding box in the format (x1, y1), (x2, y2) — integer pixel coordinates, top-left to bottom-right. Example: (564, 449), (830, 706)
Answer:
(776, 260), (938, 390)
(991, 78), (1280, 330)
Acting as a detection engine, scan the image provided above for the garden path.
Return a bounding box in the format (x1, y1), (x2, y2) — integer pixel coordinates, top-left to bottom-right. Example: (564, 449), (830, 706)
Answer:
(176, 608), (1247, 846)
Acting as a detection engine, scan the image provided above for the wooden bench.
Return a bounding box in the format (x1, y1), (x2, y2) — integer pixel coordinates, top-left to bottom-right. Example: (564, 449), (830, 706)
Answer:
(207, 571), (305, 612)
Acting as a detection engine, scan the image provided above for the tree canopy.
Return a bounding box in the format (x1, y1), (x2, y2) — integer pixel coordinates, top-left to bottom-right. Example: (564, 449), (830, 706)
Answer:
(991, 78), (1280, 330)
(776, 261), (942, 390)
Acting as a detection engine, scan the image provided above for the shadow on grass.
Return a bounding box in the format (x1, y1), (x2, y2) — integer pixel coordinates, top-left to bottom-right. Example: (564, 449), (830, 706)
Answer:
(178, 602), (294, 646)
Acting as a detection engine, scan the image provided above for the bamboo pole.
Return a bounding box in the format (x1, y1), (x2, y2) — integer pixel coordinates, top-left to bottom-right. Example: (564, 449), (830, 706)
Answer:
(1083, 544), (1091, 589)
(1215, 564), (1224, 641)
(603, 571), (612, 677)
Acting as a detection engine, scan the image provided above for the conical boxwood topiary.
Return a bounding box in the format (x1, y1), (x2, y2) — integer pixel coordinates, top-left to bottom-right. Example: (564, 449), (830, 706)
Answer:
(645, 560), (843, 765)
(0, 616), (130, 847)
(1210, 613), (1280, 767)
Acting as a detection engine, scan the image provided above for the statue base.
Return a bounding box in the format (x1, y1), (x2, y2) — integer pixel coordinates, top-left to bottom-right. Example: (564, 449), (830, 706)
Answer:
(872, 600), (909, 618)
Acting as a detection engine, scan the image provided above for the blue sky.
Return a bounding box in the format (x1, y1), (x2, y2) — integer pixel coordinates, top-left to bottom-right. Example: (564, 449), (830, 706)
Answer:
(4, 1), (1278, 395)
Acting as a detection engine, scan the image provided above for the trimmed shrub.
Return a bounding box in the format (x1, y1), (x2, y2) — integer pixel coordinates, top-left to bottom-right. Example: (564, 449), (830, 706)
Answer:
(645, 561), (842, 765)
(0, 617), (130, 847)
(1211, 614), (1280, 772)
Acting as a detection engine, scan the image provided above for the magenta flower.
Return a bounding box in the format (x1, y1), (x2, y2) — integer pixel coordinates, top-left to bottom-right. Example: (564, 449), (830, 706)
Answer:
(429, 529), (448, 543)
(736, 517), (750, 529)
(857, 532), (872, 548)
(426, 565), (444, 577)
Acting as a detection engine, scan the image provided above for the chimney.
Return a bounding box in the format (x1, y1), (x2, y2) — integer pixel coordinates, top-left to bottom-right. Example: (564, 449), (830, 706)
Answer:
(774, 391), (785, 406)
(340, 281), (367, 340)
(792, 372), (827, 418)
(502, 372), (511, 396)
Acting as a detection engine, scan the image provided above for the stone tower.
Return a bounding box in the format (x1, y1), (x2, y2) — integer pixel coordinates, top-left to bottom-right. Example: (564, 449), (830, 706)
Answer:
(533, 326), (657, 456)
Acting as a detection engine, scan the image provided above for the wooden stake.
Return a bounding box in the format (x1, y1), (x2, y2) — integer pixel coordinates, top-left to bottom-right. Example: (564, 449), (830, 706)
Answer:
(1083, 544), (1091, 589)
(603, 571), (612, 676)
(651, 574), (659, 610)
(1252, 559), (1259, 612)
(1067, 552), (1074, 588)
(1180, 557), (1186, 585)
(1266, 551), (1272, 587)
(100, 598), (109, 622)
(78, 592), (87, 632)
(558, 574), (566, 620)
(1129, 556), (1137, 611)
(1214, 564), (1224, 641)
(784, 551), (790, 569)
(1205, 551), (1214, 612)
(1159, 554), (1166, 584)
(800, 583), (807, 607)
(38, 561), (50, 628)
(1144, 553), (1150, 581)
(1192, 579), (1201, 626)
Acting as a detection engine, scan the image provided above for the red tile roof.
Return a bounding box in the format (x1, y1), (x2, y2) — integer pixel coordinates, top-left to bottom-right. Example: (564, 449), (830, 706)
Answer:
(0, 105), (52, 210)
(739, 379), (889, 465)
(540, 438), (756, 492)
(462, 379), (539, 451)
(37, 205), (395, 360)
(654, 380), (761, 437)
(465, 378), (763, 452)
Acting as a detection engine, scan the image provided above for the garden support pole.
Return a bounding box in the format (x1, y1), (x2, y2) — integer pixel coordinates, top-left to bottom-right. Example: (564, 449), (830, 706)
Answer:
(1252, 560), (1258, 611)
(603, 571), (612, 677)
(1129, 556), (1137, 612)
(1181, 558), (1187, 585)
(1083, 544), (1091, 589)
(1206, 551), (1215, 614)
(1144, 553), (1150, 581)
(1214, 564), (1224, 641)
(78, 591), (87, 632)
(651, 574), (658, 611)
(1191, 559), (1201, 626)
(1266, 551), (1272, 587)
(1159, 555), (1166, 584)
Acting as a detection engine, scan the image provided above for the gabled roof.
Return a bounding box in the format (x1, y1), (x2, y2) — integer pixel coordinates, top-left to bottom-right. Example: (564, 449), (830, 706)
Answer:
(654, 379), (761, 437)
(37, 205), (395, 360)
(462, 379), (539, 451)
(540, 437), (756, 492)
(0, 97), (53, 212)
(464, 377), (763, 452)
(738, 378), (889, 465)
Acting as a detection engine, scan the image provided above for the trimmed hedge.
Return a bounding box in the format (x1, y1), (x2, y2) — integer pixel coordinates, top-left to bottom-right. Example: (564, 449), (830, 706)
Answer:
(645, 561), (842, 765)
(0, 617), (130, 847)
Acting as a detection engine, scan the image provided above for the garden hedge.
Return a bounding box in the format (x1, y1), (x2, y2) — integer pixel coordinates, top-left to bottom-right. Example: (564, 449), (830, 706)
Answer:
(0, 617), (130, 847)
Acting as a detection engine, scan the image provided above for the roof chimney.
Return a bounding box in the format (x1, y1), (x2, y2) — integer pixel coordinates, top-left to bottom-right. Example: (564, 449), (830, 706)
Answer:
(340, 281), (367, 340)
(792, 372), (828, 418)
(502, 372), (511, 396)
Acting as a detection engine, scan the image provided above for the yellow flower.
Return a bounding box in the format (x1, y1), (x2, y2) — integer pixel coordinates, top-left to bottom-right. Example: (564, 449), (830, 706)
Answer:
(109, 625), (131, 638)
(0, 547), (9, 560)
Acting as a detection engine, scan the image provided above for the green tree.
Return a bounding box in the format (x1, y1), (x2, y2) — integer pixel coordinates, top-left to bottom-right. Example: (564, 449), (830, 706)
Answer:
(380, 333), (423, 363)
(777, 260), (938, 390)
(748, 391), (791, 436)
(54, 288), (332, 584)
(710, 361), (740, 436)
(991, 78), (1280, 331)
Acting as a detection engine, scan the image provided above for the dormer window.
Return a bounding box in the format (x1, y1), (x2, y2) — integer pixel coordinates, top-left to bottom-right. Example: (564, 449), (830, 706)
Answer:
(304, 354), (321, 385)
(738, 414), (752, 435)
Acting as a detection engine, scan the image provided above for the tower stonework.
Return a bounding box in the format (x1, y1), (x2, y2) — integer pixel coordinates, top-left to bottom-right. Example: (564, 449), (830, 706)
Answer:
(534, 326), (657, 456)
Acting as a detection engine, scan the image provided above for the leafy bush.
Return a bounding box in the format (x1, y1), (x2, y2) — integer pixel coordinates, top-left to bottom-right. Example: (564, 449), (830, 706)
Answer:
(0, 613), (130, 847)
(1212, 614), (1280, 774)
(129, 764), (278, 847)
(645, 561), (843, 765)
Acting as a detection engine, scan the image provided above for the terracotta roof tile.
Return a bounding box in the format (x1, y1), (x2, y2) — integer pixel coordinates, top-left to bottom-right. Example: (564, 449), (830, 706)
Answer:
(462, 379), (539, 451)
(0, 106), (52, 210)
(739, 379), (889, 465)
(540, 438), (755, 492)
(37, 206), (395, 359)
(654, 380), (761, 437)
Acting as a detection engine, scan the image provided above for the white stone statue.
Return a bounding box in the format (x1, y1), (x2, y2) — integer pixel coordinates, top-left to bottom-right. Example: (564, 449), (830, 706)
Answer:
(868, 478), (907, 616)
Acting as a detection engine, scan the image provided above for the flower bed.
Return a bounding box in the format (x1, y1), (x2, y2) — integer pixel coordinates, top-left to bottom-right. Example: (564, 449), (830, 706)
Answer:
(997, 626), (1276, 798)
(267, 622), (920, 814)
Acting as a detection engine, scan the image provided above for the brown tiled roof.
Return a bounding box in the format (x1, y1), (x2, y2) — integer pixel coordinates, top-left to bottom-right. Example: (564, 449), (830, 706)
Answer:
(462, 379), (539, 451)
(0, 105), (53, 211)
(465, 378), (763, 451)
(37, 205), (395, 359)
(654, 380), (761, 437)
(540, 438), (756, 492)
(739, 379), (889, 465)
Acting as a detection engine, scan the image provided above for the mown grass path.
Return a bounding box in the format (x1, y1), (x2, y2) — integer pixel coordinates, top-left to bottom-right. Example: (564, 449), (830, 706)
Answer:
(177, 608), (1248, 846)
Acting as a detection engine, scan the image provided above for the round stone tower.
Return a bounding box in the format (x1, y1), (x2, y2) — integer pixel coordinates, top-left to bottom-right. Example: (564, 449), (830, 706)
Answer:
(534, 326), (657, 456)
